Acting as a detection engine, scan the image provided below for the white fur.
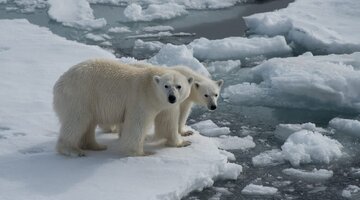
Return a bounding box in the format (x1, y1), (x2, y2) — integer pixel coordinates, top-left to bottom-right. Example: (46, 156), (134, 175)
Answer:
(100, 63), (223, 145)
(53, 59), (192, 156)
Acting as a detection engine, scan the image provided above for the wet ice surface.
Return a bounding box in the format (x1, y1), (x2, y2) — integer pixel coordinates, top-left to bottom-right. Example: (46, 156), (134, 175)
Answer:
(1, 0), (360, 199)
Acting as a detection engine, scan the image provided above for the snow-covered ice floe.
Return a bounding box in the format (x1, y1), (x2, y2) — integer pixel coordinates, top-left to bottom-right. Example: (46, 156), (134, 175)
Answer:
(223, 53), (360, 112)
(329, 118), (360, 138)
(149, 43), (210, 77)
(342, 185), (360, 199)
(0, 19), (242, 200)
(274, 122), (327, 141)
(253, 128), (343, 167)
(48, 0), (106, 30)
(241, 184), (278, 196)
(191, 120), (230, 137)
(282, 168), (333, 182)
(124, 3), (187, 22)
(214, 135), (255, 150)
(244, 0), (360, 54)
(206, 60), (241, 74)
(188, 36), (291, 61)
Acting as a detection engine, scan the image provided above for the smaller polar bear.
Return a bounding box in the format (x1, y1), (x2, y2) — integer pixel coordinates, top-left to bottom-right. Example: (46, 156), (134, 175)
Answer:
(100, 63), (223, 146)
(53, 59), (193, 156)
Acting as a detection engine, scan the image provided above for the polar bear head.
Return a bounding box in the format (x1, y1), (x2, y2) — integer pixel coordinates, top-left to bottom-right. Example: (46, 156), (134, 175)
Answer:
(153, 72), (193, 106)
(194, 79), (224, 110)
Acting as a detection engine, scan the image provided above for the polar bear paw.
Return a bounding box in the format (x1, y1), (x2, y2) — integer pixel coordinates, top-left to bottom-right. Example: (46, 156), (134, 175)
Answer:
(180, 130), (194, 137)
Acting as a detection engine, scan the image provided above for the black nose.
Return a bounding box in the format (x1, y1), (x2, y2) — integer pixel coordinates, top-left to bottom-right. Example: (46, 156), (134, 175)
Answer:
(168, 95), (176, 104)
(210, 105), (217, 110)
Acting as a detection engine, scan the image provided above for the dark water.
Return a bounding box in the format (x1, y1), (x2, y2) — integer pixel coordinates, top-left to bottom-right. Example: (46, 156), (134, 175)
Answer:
(2, 1), (359, 199)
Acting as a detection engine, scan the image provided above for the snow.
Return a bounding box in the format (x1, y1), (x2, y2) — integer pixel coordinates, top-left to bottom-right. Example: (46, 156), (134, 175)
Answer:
(282, 168), (333, 182)
(143, 25), (174, 32)
(85, 33), (111, 42)
(274, 123), (327, 141)
(88, 0), (244, 9)
(149, 43), (210, 77)
(223, 53), (360, 112)
(124, 3), (188, 22)
(108, 26), (131, 33)
(244, 0), (360, 54)
(253, 129), (343, 167)
(241, 184), (278, 196)
(0, 19), (242, 200)
(126, 31), (194, 39)
(214, 135), (255, 150)
(48, 0), (106, 30)
(189, 36), (291, 61)
(252, 149), (285, 167)
(13, 0), (47, 13)
(206, 60), (241, 74)
(190, 120), (230, 137)
(342, 185), (360, 198)
(329, 118), (360, 138)
(281, 130), (343, 167)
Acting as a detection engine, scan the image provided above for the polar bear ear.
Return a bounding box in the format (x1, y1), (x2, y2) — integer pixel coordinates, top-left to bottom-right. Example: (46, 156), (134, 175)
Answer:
(194, 82), (200, 89)
(216, 79), (224, 87)
(153, 75), (161, 84)
(188, 77), (194, 84)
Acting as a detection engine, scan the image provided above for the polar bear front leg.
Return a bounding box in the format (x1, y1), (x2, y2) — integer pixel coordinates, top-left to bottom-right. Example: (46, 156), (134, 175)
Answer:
(155, 107), (191, 147)
(80, 123), (107, 151)
(178, 100), (194, 136)
(120, 110), (151, 156)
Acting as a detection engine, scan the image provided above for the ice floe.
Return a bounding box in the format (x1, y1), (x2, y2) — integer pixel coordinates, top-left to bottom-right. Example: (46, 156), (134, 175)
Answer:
(275, 122), (327, 141)
(241, 184), (278, 196)
(329, 118), (360, 138)
(190, 120), (230, 137)
(282, 168), (333, 182)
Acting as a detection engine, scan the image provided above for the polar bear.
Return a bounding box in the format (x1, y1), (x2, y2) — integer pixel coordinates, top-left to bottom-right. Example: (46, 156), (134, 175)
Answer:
(53, 59), (193, 156)
(100, 63), (223, 146)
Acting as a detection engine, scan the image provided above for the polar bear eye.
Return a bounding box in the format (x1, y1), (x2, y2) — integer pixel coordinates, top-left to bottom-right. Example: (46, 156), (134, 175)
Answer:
(176, 85), (181, 90)
(215, 94), (218, 97)
(164, 85), (169, 89)
(204, 94), (208, 98)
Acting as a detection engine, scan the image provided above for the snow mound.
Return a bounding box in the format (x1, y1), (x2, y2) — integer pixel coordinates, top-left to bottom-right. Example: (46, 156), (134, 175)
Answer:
(275, 123), (327, 141)
(206, 60), (241, 74)
(189, 36), (291, 61)
(342, 185), (360, 199)
(241, 184), (278, 196)
(143, 25), (174, 32)
(108, 26), (131, 33)
(223, 53), (360, 112)
(282, 168), (333, 182)
(124, 3), (187, 22)
(149, 43), (210, 77)
(329, 118), (360, 138)
(190, 120), (230, 137)
(244, 0), (360, 54)
(281, 130), (343, 167)
(252, 149), (285, 167)
(0, 19), (242, 200)
(48, 0), (106, 30)
(214, 135), (255, 150)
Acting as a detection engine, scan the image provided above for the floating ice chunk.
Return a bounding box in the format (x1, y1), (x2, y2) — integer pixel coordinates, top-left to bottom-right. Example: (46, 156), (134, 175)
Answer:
(134, 39), (164, 52)
(281, 130), (343, 167)
(48, 0), (106, 30)
(149, 43), (210, 77)
(244, 0), (360, 54)
(342, 185), (360, 199)
(214, 135), (255, 150)
(223, 53), (360, 112)
(188, 36), (291, 61)
(275, 123), (327, 141)
(350, 168), (360, 177)
(124, 3), (187, 22)
(206, 60), (241, 74)
(12, 0), (47, 13)
(0, 0), (7, 4)
(329, 118), (360, 138)
(252, 149), (285, 167)
(190, 120), (230, 137)
(142, 25), (174, 32)
(241, 184), (278, 195)
(126, 31), (194, 39)
(85, 33), (111, 42)
(282, 168), (333, 182)
(108, 26), (131, 33)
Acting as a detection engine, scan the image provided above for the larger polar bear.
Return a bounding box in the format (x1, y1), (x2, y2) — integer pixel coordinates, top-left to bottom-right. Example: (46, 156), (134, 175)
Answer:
(100, 63), (223, 146)
(53, 59), (193, 156)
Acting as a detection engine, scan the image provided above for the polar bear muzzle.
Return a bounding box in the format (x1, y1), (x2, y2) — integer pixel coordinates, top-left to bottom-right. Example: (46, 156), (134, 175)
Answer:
(168, 94), (176, 104)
